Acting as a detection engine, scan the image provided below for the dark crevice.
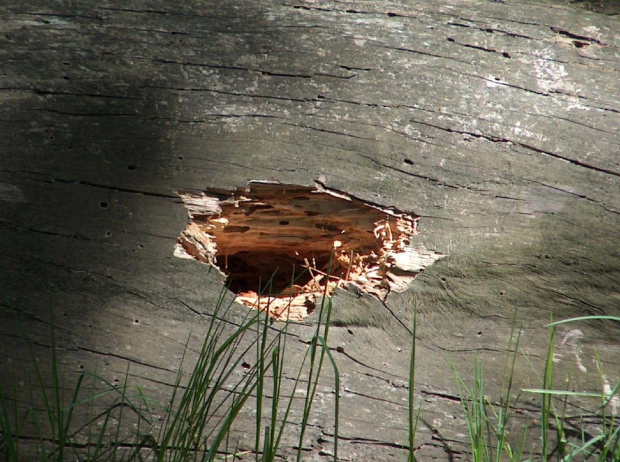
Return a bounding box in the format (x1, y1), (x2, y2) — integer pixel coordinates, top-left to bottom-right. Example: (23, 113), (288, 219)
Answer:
(421, 389), (462, 403)
(458, 42), (500, 54)
(153, 59), (355, 80)
(463, 72), (548, 96)
(282, 122), (378, 142)
(176, 113), (286, 123)
(447, 21), (471, 28)
(0, 219), (112, 243)
(494, 195), (525, 202)
(12, 11), (103, 21)
(21, 339), (179, 381)
(291, 4), (336, 13)
(550, 26), (603, 45)
(480, 26), (535, 40)
(407, 119), (620, 178)
(32, 88), (145, 100)
(451, 40), (511, 58)
(334, 434), (414, 451)
(446, 346), (508, 354)
(544, 288), (607, 315)
(1, 315), (73, 337)
(379, 298), (414, 335)
(173, 62), (308, 79)
(344, 387), (405, 408)
(373, 44), (470, 65)
(312, 178), (419, 212)
(146, 84), (308, 104)
(323, 432), (407, 449)
(333, 350), (405, 377)
(357, 154), (461, 190)
(40, 108), (146, 118)
(551, 115), (618, 136)
(76, 346), (176, 374)
(97, 6), (236, 20)
(339, 64), (375, 71)
(33, 177), (178, 199)
(518, 142), (620, 177)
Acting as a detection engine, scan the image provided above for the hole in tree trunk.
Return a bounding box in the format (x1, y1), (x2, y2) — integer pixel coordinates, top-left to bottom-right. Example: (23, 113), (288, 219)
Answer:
(175, 181), (444, 321)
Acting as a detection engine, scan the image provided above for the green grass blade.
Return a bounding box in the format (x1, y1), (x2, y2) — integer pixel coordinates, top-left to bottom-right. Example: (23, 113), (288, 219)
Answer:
(61, 372), (84, 447)
(522, 389), (605, 398)
(0, 380), (19, 461)
(560, 434), (606, 461)
(272, 343), (311, 454)
(254, 295), (272, 461)
(408, 301), (418, 462)
(297, 296), (333, 461)
(317, 335), (339, 461)
(541, 323), (556, 461)
(546, 315), (620, 327)
(602, 380), (620, 408)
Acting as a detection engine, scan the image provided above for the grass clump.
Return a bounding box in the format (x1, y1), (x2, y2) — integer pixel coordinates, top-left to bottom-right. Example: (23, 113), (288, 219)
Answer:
(450, 311), (526, 462)
(0, 280), (340, 461)
(2, 287), (618, 462)
(451, 314), (620, 462)
(523, 316), (620, 461)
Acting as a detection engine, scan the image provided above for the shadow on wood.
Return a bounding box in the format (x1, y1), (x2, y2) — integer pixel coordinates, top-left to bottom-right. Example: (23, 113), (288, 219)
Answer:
(1, 0), (619, 459)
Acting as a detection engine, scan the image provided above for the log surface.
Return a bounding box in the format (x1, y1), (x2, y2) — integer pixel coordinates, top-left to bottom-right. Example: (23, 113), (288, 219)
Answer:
(1, 0), (619, 459)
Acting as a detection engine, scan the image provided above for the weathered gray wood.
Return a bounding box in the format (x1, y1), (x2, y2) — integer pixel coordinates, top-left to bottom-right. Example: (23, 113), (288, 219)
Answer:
(1, 0), (619, 459)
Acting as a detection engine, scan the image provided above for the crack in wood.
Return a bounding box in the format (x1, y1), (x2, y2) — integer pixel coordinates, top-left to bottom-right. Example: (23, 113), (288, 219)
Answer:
(550, 26), (603, 45)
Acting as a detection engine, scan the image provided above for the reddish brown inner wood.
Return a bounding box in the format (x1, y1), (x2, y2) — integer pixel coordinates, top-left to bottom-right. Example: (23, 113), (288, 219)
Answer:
(175, 182), (441, 321)
(205, 184), (387, 295)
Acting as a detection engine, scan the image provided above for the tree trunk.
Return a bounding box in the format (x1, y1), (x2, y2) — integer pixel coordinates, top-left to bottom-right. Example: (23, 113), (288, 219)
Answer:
(1, 0), (618, 459)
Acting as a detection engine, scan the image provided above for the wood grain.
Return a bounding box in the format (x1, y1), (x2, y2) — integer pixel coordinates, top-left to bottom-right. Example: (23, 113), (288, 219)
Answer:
(1, 0), (618, 459)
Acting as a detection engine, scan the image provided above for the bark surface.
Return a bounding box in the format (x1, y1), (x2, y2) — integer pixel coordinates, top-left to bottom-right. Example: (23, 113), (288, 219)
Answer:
(1, 0), (619, 460)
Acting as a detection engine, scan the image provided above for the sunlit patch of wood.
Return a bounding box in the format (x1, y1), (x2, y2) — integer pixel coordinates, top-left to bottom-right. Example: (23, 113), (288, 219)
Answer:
(175, 181), (444, 321)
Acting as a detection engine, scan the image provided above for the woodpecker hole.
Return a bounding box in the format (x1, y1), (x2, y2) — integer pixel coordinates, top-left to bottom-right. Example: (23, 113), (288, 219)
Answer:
(175, 181), (443, 321)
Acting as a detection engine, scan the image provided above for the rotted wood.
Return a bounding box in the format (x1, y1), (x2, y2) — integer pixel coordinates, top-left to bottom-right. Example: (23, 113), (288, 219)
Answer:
(176, 181), (443, 321)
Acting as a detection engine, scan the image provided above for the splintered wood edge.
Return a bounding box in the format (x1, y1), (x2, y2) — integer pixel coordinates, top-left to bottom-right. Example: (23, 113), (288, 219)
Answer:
(174, 181), (445, 321)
